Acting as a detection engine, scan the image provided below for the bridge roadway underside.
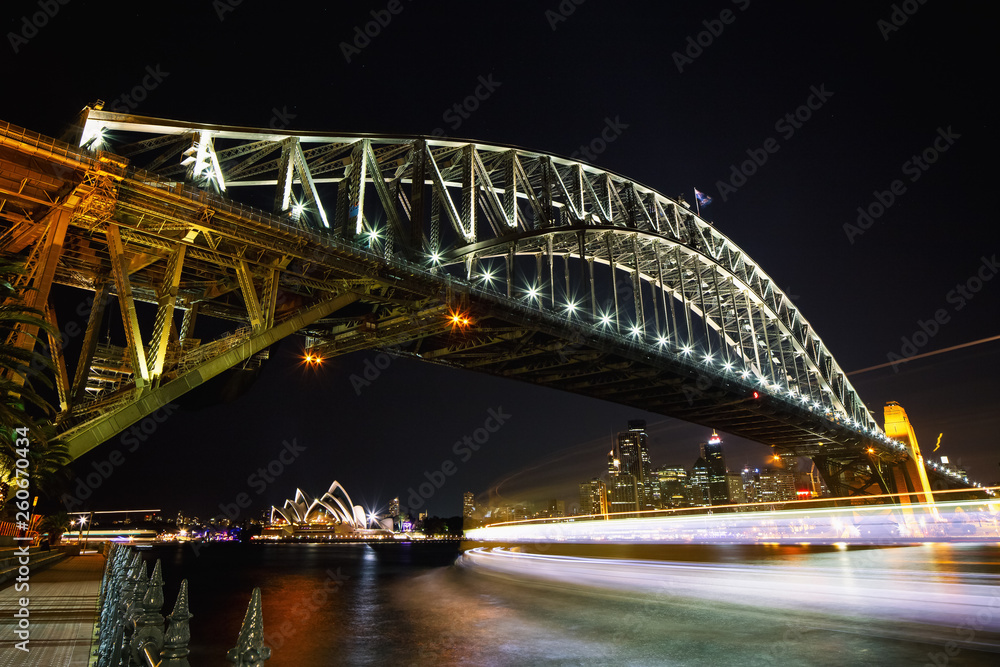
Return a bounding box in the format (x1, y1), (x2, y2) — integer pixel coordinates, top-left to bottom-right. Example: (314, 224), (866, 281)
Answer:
(350, 304), (869, 457)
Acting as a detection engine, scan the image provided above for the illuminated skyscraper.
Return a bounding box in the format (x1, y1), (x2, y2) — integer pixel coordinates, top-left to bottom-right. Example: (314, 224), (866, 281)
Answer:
(463, 492), (475, 519)
(690, 457), (711, 506)
(608, 474), (640, 517)
(699, 430), (728, 505)
(579, 478), (608, 516)
(656, 465), (690, 508)
(614, 420), (655, 511)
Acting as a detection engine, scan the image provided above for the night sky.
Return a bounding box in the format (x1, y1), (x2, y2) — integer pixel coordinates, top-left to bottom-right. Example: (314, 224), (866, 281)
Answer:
(4, 1), (997, 519)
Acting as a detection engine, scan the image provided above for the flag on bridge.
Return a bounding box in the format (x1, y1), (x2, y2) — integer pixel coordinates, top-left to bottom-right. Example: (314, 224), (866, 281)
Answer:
(694, 188), (712, 208)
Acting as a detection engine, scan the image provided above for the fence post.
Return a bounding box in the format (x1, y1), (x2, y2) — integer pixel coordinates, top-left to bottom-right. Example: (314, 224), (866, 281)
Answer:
(226, 587), (271, 665)
(161, 579), (192, 667)
(131, 559), (165, 664)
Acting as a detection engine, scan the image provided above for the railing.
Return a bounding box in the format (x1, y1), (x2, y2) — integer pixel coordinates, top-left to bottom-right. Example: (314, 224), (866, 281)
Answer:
(94, 543), (270, 666)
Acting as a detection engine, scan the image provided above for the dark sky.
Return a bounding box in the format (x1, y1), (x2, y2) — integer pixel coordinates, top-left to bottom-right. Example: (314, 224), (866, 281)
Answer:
(5, 1), (997, 519)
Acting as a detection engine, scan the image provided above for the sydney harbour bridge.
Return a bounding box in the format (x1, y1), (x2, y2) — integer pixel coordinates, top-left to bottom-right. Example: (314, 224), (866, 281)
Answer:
(0, 107), (983, 501)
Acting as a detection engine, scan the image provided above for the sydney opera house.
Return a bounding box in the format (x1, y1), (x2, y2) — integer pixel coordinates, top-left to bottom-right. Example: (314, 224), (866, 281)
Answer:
(263, 481), (393, 539)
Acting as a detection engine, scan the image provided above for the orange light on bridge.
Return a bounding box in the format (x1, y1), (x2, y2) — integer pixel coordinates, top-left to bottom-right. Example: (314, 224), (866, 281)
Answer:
(866, 447), (876, 454)
(448, 309), (472, 329)
(303, 351), (324, 365)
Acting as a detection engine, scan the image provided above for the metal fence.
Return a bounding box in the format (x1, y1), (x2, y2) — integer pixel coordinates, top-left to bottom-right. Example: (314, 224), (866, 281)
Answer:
(94, 543), (270, 666)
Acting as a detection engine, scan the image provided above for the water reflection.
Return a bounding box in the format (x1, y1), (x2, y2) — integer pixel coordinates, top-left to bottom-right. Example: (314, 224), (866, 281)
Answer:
(144, 542), (1000, 666)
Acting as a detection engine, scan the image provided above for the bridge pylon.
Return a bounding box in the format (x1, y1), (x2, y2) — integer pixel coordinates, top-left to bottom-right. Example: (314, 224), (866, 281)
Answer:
(883, 401), (935, 505)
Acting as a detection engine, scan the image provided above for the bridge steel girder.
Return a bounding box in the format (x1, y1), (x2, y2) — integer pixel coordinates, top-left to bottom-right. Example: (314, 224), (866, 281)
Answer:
(61, 292), (360, 460)
(4, 112), (989, 497)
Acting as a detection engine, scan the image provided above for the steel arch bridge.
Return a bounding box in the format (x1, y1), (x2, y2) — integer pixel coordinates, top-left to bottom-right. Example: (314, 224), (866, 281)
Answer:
(0, 108), (980, 500)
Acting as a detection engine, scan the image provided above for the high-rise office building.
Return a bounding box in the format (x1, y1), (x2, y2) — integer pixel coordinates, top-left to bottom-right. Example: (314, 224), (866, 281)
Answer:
(757, 467), (796, 502)
(463, 492), (475, 519)
(690, 457), (711, 506)
(614, 420), (655, 511)
(579, 478), (608, 516)
(725, 472), (747, 504)
(656, 465), (690, 508)
(608, 473), (640, 516)
(699, 430), (728, 505)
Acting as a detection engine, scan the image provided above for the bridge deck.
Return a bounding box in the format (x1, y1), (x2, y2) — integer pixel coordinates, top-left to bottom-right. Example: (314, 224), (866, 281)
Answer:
(0, 553), (103, 667)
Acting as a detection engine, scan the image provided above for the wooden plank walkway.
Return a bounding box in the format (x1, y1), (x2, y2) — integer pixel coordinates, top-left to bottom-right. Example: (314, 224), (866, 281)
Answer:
(0, 553), (104, 667)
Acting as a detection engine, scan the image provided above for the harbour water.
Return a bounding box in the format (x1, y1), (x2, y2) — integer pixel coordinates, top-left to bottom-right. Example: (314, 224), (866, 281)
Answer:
(144, 541), (1000, 666)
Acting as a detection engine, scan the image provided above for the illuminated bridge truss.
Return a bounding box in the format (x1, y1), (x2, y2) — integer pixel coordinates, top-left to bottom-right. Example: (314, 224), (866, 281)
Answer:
(0, 109), (983, 500)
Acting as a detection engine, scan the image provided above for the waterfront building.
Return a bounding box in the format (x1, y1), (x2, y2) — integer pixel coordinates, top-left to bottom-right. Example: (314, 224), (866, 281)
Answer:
(756, 467), (797, 502)
(265, 481), (392, 539)
(463, 492), (475, 519)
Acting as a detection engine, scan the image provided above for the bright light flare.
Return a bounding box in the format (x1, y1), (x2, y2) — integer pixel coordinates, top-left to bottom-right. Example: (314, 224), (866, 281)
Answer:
(448, 309), (472, 328)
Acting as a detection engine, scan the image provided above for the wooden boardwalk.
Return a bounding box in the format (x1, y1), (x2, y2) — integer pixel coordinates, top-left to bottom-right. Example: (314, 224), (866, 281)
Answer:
(0, 553), (104, 667)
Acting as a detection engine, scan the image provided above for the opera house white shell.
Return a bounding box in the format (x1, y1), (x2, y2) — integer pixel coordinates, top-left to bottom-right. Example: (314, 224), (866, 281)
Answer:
(270, 481), (367, 529)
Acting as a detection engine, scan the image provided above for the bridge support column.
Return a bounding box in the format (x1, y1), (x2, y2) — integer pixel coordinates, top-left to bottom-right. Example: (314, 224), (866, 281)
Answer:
(6, 208), (71, 385)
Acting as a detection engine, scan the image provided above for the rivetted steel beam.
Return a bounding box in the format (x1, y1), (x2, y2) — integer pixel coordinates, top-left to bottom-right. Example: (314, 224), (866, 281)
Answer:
(106, 224), (150, 389)
(71, 281), (110, 404)
(43, 301), (71, 412)
(148, 245), (186, 384)
(236, 260), (263, 330)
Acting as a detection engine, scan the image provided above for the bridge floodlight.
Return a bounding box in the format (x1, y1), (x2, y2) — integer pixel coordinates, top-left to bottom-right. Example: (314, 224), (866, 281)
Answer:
(429, 251), (441, 264)
(598, 312), (612, 327)
(564, 300), (578, 315)
(630, 325), (642, 338)
(657, 335), (668, 347)
(681, 345), (693, 355)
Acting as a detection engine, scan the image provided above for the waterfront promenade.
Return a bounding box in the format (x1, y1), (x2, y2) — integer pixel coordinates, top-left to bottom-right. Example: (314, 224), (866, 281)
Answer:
(0, 553), (104, 667)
